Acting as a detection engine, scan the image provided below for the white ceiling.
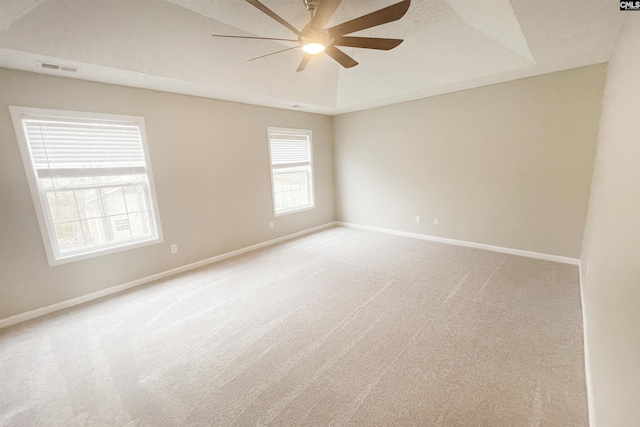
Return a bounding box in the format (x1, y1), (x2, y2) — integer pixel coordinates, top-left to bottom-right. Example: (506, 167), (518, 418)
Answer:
(0, 0), (625, 115)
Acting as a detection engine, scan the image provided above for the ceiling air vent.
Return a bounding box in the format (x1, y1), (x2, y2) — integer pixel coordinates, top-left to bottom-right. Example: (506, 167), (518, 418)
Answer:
(38, 61), (79, 73)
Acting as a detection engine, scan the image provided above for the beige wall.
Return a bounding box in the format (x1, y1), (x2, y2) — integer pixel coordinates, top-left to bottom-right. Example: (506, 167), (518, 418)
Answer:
(581, 17), (640, 427)
(0, 69), (334, 320)
(333, 65), (606, 258)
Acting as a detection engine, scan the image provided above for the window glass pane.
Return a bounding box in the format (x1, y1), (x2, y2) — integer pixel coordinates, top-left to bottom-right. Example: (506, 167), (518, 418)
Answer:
(114, 218), (130, 232)
(274, 177), (283, 193)
(124, 184), (148, 213)
(75, 189), (104, 219)
(82, 218), (108, 248)
(101, 187), (127, 215)
(129, 211), (152, 238)
(275, 193), (284, 210)
(55, 221), (85, 253)
(272, 166), (311, 212)
(46, 190), (79, 223)
(108, 214), (132, 242)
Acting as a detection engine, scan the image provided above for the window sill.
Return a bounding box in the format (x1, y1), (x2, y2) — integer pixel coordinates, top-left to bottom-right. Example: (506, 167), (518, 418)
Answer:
(47, 236), (164, 267)
(274, 205), (316, 217)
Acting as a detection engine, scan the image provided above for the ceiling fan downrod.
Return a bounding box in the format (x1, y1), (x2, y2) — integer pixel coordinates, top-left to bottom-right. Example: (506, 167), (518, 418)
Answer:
(304, 0), (320, 17)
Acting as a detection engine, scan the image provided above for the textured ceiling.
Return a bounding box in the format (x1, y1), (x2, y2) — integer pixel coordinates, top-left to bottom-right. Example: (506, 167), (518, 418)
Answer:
(0, 0), (625, 114)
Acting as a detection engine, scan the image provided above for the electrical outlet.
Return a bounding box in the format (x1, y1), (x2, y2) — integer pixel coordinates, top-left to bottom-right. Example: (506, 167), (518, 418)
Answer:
(433, 218), (439, 225)
(415, 215), (421, 223)
(269, 222), (274, 229)
(170, 244), (178, 254)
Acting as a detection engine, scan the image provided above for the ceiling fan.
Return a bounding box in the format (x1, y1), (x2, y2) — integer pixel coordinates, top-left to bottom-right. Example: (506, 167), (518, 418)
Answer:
(212, 0), (411, 72)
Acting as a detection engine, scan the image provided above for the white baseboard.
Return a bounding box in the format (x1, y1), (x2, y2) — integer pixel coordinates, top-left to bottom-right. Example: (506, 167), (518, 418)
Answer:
(0, 221), (337, 329)
(578, 262), (596, 427)
(336, 222), (580, 265)
(0, 220), (579, 329)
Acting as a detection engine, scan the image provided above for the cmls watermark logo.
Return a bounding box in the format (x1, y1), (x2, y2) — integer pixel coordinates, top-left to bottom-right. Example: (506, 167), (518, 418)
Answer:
(620, 1), (640, 10)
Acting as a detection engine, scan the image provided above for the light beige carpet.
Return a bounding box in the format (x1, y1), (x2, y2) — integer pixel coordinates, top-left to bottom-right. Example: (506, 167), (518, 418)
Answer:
(0, 226), (588, 426)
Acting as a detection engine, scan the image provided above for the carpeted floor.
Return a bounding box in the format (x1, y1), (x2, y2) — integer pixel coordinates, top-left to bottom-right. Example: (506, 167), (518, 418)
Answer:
(0, 226), (588, 426)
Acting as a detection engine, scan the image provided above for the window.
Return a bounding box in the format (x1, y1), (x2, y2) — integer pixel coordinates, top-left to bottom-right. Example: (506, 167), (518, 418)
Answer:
(268, 127), (315, 216)
(10, 107), (163, 266)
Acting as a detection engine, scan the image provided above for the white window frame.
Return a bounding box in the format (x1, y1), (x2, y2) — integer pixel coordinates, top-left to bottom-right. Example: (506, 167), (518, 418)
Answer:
(267, 127), (316, 217)
(10, 106), (164, 266)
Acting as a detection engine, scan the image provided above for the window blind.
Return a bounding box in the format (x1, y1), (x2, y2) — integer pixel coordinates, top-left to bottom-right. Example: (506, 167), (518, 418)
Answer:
(22, 117), (146, 178)
(269, 131), (311, 165)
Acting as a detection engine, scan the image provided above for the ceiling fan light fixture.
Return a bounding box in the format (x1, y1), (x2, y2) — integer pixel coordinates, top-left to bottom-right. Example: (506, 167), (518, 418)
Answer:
(302, 42), (326, 54)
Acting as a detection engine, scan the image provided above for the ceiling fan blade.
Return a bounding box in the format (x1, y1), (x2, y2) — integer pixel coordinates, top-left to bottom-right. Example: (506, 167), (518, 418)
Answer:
(246, 0), (302, 36)
(212, 34), (299, 42)
(296, 55), (310, 72)
(310, 0), (342, 32)
(324, 45), (358, 68)
(247, 46), (299, 62)
(333, 36), (403, 50)
(327, 0), (411, 38)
